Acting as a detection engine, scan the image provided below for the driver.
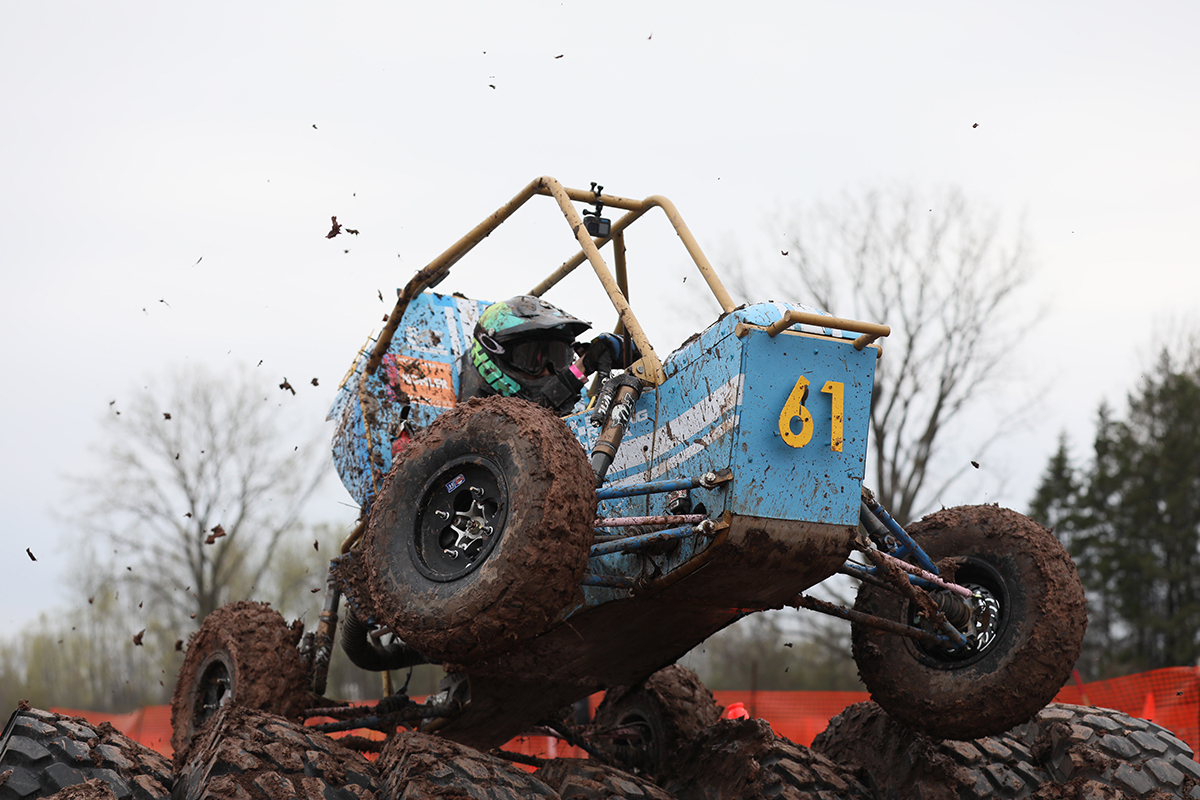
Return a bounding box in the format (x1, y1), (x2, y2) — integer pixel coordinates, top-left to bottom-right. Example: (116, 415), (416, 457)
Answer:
(457, 295), (632, 414)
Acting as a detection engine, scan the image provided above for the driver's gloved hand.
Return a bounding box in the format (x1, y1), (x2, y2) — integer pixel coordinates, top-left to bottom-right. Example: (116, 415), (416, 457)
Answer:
(581, 333), (639, 375)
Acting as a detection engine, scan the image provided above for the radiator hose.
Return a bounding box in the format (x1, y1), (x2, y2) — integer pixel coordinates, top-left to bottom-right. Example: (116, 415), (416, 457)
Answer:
(340, 610), (429, 671)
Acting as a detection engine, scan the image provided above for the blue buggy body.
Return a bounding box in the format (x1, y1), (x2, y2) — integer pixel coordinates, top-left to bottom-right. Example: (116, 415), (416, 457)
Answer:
(330, 291), (878, 622)
(308, 178), (1084, 751)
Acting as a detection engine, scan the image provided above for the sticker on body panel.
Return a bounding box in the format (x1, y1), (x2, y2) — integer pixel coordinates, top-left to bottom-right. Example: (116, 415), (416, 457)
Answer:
(384, 355), (456, 407)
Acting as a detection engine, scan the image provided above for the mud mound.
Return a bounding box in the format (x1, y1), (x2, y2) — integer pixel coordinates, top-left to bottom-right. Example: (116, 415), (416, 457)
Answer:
(172, 706), (376, 800)
(170, 600), (313, 764)
(43, 780), (119, 800)
(376, 730), (558, 799)
(663, 717), (873, 800)
(813, 700), (1200, 799)
(593, 664), (721, 780)
(536, 757), (677, 799)
(0, 708), (171, 800)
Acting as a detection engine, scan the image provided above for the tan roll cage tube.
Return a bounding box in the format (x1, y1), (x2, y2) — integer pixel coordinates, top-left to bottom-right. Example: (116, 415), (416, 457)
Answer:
(363, 176), (736, 387)
(766, 309), (891, 351)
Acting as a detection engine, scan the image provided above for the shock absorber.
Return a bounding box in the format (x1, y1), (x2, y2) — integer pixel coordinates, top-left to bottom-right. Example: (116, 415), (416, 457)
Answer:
(931, 589), (972, 629)
(589, 374), (643, 486)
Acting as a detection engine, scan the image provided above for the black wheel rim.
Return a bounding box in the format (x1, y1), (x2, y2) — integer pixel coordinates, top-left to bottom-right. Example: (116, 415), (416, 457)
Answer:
(411, 455), (509, 582)
(612, 710), (659, 772)
(194, 655), (233, 726)
(911, 557), (1009, 669)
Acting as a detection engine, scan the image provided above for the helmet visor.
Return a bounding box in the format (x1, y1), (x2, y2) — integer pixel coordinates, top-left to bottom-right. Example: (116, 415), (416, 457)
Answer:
(506, 338), (577, 377)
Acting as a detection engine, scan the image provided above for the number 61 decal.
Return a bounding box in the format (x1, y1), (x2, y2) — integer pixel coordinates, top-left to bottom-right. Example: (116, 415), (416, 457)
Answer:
(778, 376), (844, 451)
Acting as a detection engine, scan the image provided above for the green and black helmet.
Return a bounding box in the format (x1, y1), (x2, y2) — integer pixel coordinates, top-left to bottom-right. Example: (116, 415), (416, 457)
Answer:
(457, 295), (591, 410)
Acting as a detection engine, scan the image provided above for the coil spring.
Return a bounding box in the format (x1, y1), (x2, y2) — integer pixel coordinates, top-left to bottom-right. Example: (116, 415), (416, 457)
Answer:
(932, 590), (972, 629)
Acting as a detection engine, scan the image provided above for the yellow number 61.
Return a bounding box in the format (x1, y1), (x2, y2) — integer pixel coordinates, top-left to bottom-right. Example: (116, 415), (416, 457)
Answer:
(778, 376), (844, 452)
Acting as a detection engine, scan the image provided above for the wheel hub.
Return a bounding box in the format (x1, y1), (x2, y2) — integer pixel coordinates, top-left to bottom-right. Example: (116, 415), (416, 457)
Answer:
(195, 657), (233, 726)
(912, 558), (1008, 668)
(413, 456), (509, 581)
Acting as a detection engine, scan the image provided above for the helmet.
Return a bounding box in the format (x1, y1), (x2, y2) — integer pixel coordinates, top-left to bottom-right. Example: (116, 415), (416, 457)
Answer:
(459, 296), (591, 409)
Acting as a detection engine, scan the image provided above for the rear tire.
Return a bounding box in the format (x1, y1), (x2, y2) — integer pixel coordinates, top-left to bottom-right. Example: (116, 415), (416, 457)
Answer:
(592, 665), (721, 781)
(851, 505), (1086, 739)
(169, 601), (313, 764)
(363, 396), (595, 664)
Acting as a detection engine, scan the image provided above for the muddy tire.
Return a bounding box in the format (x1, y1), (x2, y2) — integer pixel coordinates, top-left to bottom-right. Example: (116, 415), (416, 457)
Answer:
(814, 700), (1200, 799)
(592, 664), (722, 781)
(0, 708), (172, 800)
(663, 718), (873, 800)
(1025, 703), (1200, 798)
(814, 700), (1050, 799)
(172, 706), (376, 800)
(536, 758), (677, 800)
(376, 730), (557, 800)
(536, 758), (677, 799)
(169, 601), (313, 764)
(850, 505), (1086, 740)
(363, 395), (595, 664)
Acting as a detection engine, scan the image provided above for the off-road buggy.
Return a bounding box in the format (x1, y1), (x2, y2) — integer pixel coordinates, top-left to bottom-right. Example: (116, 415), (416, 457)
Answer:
(171, 177), (1086, 761)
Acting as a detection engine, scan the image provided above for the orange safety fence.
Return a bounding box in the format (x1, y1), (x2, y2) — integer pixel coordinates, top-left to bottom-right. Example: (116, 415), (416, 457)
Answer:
(1052, 666), (1200, 757)
(712, 689), (869, 746)
(53, 667), (1200, 762)
(50, 705), (174, 757)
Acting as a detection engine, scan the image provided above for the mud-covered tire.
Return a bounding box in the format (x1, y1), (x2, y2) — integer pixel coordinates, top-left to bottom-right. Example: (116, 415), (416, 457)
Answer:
(593, 665), (722, 781)
(1025, 703), (1200, 798)
(376, 730), (557, 800)
(42, 779), (119, 800)
(362, 395), (595, 664)
(0, 708), (172, 800)
(536, 758), (678, 800)
(169, 601), (313, 764)
(663, 718), (873, 800)
(850, 505), (1086, 740)
(171, 706), (376, 800)
(814, 700), (1050, 799)
(814, 700), (1200, 799)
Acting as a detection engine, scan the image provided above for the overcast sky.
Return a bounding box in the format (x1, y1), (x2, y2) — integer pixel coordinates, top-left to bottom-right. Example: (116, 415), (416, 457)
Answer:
(3, 2), (1198, 632)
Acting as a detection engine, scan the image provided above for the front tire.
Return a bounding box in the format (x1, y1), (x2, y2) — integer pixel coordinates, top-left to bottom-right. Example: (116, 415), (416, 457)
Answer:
(362, 396), (595, 664)
(850, 505), (1086, 740)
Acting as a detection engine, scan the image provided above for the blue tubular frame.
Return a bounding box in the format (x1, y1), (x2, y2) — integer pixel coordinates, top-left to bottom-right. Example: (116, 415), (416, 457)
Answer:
(581, 574), (636, 589)
(589, 525), (700, 557)
(595, 475), (711, 501)
(859, 498), (939, 574)
(839, 499), (973, 650)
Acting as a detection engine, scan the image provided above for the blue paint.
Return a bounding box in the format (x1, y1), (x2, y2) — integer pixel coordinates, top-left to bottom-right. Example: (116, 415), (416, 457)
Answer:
(589, 525), (701, 557)
(332, 293), (886, 617)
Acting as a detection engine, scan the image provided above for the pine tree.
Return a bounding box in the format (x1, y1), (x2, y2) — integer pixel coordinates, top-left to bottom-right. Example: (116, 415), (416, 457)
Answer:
(1035, 352), (1200, 676)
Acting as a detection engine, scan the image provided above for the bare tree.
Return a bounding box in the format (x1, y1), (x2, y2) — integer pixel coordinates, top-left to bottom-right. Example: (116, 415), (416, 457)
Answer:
(74, 363), (329, 630)
(720, 186), (1035, 524)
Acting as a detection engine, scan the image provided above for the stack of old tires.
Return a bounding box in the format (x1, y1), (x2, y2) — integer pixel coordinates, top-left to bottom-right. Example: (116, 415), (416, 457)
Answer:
(4, 666), (1198, 799)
